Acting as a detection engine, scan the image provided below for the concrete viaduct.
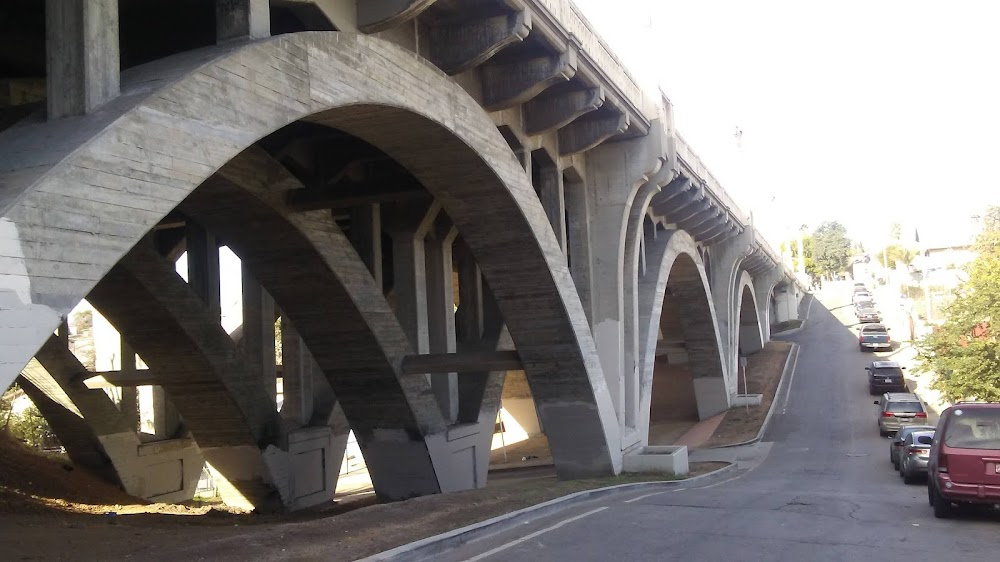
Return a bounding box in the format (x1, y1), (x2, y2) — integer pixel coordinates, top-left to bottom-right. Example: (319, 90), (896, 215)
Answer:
(0, 0), (803, 510)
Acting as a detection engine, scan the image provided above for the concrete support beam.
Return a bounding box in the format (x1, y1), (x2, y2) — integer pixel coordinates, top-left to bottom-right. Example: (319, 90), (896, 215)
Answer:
(358, 0), (437, 33)
(385, 202), (442, 354)
(216, 0), (270, 43)
(45, 0), (120, 119)
(525, 87), (604, 135)
(481, 51), (577, 111)
(705, 224), (742, 246)
(565, 176), (595, 324)
(689, 213), (729, 238)
(661, 193), (710, 224)
(242, 267), (276, 404)
(537, 161), (567, 253)
(186, 222), (222, 320)
(677, 207), (723, 234)
(559, 112), (630, 156)
(280, 318), (315, 426)
(286, 179), (428, 211)
(455, 240), (484, 345)
(401, 350), (521, 375)
(428, 10), (531, 75)
(119, 339), (139, 429)
(424, 218), (459, 421)
(349, 204), (384, 290)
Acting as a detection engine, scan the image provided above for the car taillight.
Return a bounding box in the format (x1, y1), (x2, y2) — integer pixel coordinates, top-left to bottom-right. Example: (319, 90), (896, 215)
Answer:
(893, 442), (903, 448)
(938, 452), (949, 473)
(882, 412), (894, 417)
(886, 334), (891, 342)
(915, 412), (927, 418)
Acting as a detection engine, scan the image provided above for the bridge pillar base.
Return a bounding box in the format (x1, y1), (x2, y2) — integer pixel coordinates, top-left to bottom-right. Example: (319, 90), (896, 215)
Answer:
(693, 377), (730, 420)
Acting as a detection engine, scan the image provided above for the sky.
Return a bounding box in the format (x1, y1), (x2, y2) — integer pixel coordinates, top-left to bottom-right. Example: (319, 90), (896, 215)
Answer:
(572, 0), (1000, 248)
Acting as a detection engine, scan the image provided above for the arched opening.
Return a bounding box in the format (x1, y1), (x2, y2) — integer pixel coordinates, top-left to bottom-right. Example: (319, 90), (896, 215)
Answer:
(0, 33), (618, 509)
(736, 277), (765, 356)
(647, 253), (728, 444)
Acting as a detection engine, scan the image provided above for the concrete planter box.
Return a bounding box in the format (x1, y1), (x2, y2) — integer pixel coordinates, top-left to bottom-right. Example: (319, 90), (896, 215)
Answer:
(732, 393), (763, 407)
(622, 445), (689, 476)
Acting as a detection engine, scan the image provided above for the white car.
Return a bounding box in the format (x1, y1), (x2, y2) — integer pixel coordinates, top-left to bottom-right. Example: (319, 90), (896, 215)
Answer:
(853, 291), (874, 305)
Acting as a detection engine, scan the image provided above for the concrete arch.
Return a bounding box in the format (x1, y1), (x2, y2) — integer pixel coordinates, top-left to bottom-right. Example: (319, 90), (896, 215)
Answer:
(636, 230), (728, 441)
(0, 32), (618, 477)
(735, 271), (765, 355)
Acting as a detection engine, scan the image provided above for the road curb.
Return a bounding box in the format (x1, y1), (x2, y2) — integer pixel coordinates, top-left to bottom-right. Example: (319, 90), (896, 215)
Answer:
(715, 342), (800, 449)
(359, 463), (739, 561)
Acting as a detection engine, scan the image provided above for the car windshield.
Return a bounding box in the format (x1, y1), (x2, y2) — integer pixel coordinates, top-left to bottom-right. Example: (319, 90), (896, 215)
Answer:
(873, 368), (902, 376)
(887, 401), (923, 413)
(944, 409), (1000, 449)
(862, 326), (887, 334)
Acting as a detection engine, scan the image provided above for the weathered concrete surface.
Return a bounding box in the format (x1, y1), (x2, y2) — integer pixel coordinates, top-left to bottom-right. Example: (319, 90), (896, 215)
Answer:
(0, 32), (620, 481)
(45, 0), (120, 119)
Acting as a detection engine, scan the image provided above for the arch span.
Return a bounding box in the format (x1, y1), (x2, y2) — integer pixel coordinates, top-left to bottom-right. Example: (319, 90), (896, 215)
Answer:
(636, 230), (729, 441)
(735, 271), (765, 355)
(0, 32), (619, 478)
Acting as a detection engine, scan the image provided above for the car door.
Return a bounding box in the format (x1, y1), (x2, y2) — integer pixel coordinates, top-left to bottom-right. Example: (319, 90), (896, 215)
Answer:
(941, 408), (1000, 487)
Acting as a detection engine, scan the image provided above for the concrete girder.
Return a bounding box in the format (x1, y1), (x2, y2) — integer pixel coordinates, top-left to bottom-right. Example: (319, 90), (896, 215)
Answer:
(428, 9), (532, 75)
(696, 221), (730, 242)
(688, 211), (729, 239)
(481, 50), (577, 111)
(704, 224), (742, 246)
(676, 206), (722, 234)
(650, 185), (705, 219)
(648, 176), (693, 210)
(636, 230), (729, 438)
(558, 111), (630, 156)
(662, 193), (711, 224)
(216, 0), (270, 43)
(525, 87), (604, 135)
(0, 32), (619, 483)
(358, 0), (438, 33)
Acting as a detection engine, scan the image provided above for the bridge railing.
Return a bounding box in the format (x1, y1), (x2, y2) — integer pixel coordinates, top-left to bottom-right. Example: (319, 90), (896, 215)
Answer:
(534, 0), (658, 117)
(674, 133), (750, 228)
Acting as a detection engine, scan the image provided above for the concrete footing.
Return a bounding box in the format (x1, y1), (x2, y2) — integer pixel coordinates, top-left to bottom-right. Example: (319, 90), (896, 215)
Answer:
(622, 445), (689, 476)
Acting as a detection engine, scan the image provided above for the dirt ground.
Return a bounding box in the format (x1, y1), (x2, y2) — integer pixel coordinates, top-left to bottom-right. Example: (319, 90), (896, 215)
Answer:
(0, 431), (728, 561)
(704, 341), (793, 447)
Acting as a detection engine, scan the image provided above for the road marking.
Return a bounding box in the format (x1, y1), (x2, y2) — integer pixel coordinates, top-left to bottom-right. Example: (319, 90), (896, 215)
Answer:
(463, 507), (608, 561)
(780, 346), (801, 415)
(696, 475), (742, 490)
(623, 488), (686, 503)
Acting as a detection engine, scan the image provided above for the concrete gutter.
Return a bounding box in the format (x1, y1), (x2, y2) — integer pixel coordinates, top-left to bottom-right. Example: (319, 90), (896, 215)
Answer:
(360, 463), (739, 562)
(770, 294), (814, 337)
(715, 342), (800, 449)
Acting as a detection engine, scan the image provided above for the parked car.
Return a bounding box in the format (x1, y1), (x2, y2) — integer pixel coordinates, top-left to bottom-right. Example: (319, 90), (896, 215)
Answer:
(857, 306), (882, 323)
(899, 430), (935, 484)
(866, 360), (907, 395)
(890, 424), (936, 469)
(854, 299), (875, 315)
(858, 323), (891, 352)
(874, 393), (927, 437)
(853, 283), (868, 294)
(927, 402), (1000, 518)
(853, 291), (873, 305)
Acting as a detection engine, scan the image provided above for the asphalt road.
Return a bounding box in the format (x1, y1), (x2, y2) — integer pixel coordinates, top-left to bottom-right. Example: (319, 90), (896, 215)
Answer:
(435, 291), (1000, 562)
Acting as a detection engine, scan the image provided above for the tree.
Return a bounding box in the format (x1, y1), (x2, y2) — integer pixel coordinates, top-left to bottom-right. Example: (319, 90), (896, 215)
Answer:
(812, 221), (853, 277)
(916, 206), (1000, 401)
(875, 244), (916, 269)
(789, 235), (821, 282)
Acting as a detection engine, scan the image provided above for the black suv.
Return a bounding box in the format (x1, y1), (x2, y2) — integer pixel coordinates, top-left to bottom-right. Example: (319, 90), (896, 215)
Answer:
(866, 360), (907, 395)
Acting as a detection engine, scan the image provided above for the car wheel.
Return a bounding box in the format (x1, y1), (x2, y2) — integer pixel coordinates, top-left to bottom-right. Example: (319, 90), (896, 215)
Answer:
(899, 459), (906, 478)
(903, 469), (918, 485)
(893, 458), (899, 471)
(927, 483), (935, 506)
(932, 485), (955, 518)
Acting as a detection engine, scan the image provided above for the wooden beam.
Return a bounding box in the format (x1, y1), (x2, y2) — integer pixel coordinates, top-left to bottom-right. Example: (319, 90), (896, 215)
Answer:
(401, 350), (522, 375)
(286, 179), (429, 211)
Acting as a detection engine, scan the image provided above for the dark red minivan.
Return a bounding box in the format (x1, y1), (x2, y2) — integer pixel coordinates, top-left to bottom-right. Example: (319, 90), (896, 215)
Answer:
(928, 403), (1000, 518)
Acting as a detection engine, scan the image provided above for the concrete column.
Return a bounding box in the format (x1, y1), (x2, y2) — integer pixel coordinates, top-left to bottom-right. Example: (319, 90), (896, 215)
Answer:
(119, 339), (139, 429)
(45, 0), (120, 119)
(425, 219), (459, 422)
(242, 266), (276, 404)
(216, 0), (270, 43)
(151, 386), (181, 439)
(565, 177), (595, 324)
(455, 239), (484, 344)
(349, 204), (383, 290)
(280, 318), (314, 426)
(385, 203), (441, 354)
(186, 223), (221, 320)
(538, 164), (567, 254)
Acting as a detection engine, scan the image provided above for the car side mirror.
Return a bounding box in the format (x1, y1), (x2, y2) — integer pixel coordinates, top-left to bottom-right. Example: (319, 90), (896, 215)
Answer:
(917, 435), (934, 445)
(864, 367), (871, 371)
(873, 400), (880, 405)
(900, 366), (907, 370)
